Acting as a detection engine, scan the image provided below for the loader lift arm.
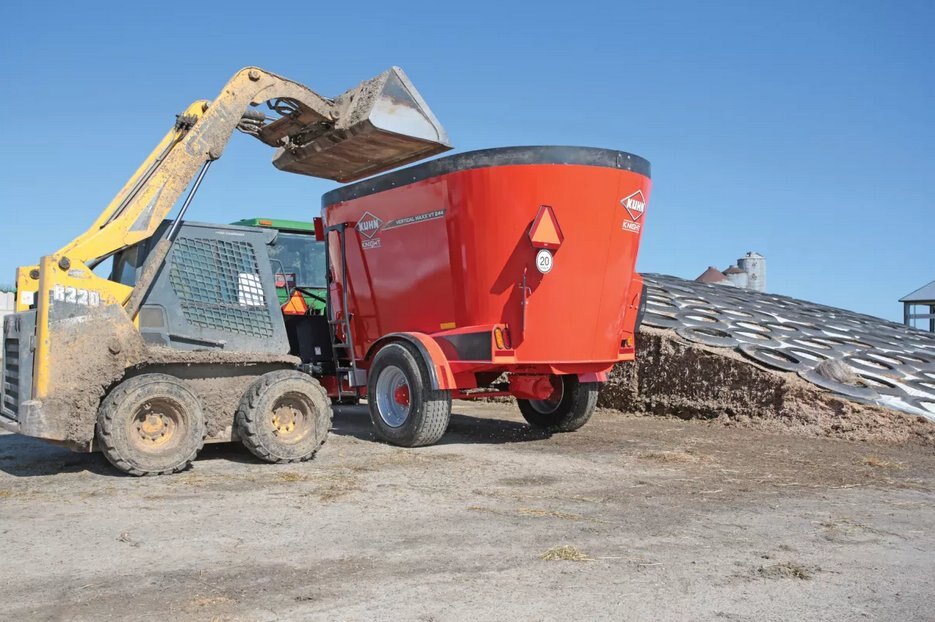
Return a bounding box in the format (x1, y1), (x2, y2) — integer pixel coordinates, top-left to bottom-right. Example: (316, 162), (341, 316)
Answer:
(16, 66), (450, 312)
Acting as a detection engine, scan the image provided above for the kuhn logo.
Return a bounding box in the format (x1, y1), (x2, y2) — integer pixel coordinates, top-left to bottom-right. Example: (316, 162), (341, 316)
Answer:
(356, 212), (383, 239)
(621, 190), (646, 221)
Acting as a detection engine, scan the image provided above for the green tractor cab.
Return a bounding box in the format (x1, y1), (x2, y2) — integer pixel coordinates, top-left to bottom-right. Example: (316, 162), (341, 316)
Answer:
(233, 218), (327, 314)
(233, 217), (333, 373)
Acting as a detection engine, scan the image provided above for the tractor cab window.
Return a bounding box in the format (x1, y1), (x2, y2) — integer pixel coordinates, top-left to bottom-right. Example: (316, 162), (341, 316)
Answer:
(268, 232), (326, 288)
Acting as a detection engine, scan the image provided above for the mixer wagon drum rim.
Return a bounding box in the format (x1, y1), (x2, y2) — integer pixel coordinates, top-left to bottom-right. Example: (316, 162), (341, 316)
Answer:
(321, 145), (651, 205)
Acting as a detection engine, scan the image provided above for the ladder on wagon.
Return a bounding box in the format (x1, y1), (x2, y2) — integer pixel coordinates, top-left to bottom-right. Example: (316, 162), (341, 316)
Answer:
(325, 222), (363, 402)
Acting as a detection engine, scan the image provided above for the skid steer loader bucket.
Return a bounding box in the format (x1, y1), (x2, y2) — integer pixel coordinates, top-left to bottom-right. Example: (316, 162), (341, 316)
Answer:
(270, 67), (451, 182)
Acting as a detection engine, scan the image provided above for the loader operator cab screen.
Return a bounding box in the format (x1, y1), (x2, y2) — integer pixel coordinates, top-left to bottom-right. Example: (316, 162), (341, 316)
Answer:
(269, 232), (326, 289)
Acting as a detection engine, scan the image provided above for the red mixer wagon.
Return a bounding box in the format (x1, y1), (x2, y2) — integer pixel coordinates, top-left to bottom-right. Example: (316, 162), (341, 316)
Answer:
(319, 146), (651, 446)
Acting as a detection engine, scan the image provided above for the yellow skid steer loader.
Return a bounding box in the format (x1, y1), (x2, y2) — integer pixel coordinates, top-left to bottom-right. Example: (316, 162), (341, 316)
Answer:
(0, 66), (450, 475)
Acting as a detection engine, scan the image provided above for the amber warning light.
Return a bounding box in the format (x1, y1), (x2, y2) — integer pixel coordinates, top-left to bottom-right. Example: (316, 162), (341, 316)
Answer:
(528, 205), (564, 250)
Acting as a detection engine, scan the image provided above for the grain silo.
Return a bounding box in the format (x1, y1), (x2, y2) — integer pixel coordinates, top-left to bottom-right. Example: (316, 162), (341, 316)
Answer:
(696, 266), (731, 286)
(722, 265), (747, 288)
(738, 251), (766, 292)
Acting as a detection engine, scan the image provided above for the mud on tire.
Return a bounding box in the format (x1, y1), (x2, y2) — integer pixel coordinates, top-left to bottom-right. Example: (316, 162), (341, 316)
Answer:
(236, 370), (332, 463)
(96, 373), (206, 476)
(517, 376), (599, 432)
(367, 342), (451, 447)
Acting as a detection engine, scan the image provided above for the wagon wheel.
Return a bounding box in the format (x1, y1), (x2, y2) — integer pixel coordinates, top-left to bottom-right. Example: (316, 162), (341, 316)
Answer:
(367, 342), (451, 447)
(517, 375), (599, 432)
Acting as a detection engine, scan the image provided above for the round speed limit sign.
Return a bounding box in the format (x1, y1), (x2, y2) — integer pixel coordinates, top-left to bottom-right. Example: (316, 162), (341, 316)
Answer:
(535, 249), (554, 274)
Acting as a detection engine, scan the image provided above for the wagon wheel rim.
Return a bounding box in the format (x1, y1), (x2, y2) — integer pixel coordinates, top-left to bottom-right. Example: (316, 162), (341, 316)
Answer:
(375, 365), (411, 428)
(269, 393), (314, 445)
(128, 397), (183, 453)
(528, 381), (564, 415)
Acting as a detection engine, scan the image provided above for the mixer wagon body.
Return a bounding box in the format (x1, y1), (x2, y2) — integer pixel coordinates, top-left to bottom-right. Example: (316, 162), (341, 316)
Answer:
(320, 146), (651, 427)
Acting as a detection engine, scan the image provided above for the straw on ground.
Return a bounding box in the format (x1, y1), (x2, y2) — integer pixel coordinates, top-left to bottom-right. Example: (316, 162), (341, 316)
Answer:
(540, 545), (592, 562)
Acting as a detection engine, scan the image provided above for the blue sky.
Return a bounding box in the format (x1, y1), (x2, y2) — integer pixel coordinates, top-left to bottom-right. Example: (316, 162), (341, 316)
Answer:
(1, 0), (932, 321)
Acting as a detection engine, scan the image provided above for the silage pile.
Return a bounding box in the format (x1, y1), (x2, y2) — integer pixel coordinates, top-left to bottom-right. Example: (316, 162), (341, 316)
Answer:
(599, 327), (935, 446)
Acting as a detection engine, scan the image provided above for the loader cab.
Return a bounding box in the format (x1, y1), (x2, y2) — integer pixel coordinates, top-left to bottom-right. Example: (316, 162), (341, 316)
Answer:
(108, 220), (291, 353)
(108, 218), (334, 368)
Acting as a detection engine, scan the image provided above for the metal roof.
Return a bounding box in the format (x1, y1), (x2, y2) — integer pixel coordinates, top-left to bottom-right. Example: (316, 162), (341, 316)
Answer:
(695, 267), (728, 284)
(899, 279), (935, 303)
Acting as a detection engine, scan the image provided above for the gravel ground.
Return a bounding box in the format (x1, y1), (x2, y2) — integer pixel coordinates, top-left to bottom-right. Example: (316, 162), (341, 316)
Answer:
(1, 402), (933, 621)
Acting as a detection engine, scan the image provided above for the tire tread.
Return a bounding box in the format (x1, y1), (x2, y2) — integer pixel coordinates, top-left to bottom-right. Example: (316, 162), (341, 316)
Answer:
(236, 370), (332, 463)
(518, 377), (599, 433)
(96, 373), (206, 476)
(367, 341), (451, 447)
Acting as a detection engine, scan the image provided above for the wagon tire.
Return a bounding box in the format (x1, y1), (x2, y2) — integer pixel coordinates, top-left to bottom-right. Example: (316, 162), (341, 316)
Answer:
(96, 373), (206, 476)
(236, 370), (332, 463)
(367, 342), (451, 447)
(517, 376), (599, 432)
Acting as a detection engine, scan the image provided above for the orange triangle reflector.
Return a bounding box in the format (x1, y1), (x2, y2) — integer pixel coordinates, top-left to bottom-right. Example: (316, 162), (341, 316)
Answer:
(282, 290), (309, 315)
(528, 205), (564, 249)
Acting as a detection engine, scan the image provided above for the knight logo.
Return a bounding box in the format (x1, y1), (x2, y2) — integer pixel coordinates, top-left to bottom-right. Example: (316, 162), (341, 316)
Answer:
(620, 190), (646, 221)
(356, 211), (383, 239)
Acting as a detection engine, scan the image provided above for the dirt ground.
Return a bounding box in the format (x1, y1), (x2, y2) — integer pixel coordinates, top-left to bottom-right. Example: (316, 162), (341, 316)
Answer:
(1, 402), (933, 622)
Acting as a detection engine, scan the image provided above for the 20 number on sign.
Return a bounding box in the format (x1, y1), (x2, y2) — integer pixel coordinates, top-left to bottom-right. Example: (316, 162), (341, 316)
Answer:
(536, 249), (553, 274)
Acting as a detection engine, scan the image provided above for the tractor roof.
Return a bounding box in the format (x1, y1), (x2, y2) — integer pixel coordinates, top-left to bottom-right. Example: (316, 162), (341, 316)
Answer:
(233, 218), (316, 233)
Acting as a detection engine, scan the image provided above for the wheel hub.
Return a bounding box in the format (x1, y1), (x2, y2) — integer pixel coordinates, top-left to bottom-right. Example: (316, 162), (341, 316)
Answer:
(267, 394), (313, 444)
(140, 414), (167, 436)
(393, 384), (410, 407)
(271, 406), (299, 435)
(529, 377), (565, 415)
(132, 401), (178, 447)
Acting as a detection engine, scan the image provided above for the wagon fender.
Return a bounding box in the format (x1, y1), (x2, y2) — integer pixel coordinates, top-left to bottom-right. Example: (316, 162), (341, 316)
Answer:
(365, 333), (457, 391)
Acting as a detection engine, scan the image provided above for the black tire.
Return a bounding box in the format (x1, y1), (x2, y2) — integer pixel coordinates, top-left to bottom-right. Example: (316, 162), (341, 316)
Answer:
(367, 342), (451, 447)
(517, 376), (599, 432)
(96, 373), (206, 476)
(236, 370), (332, 463)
